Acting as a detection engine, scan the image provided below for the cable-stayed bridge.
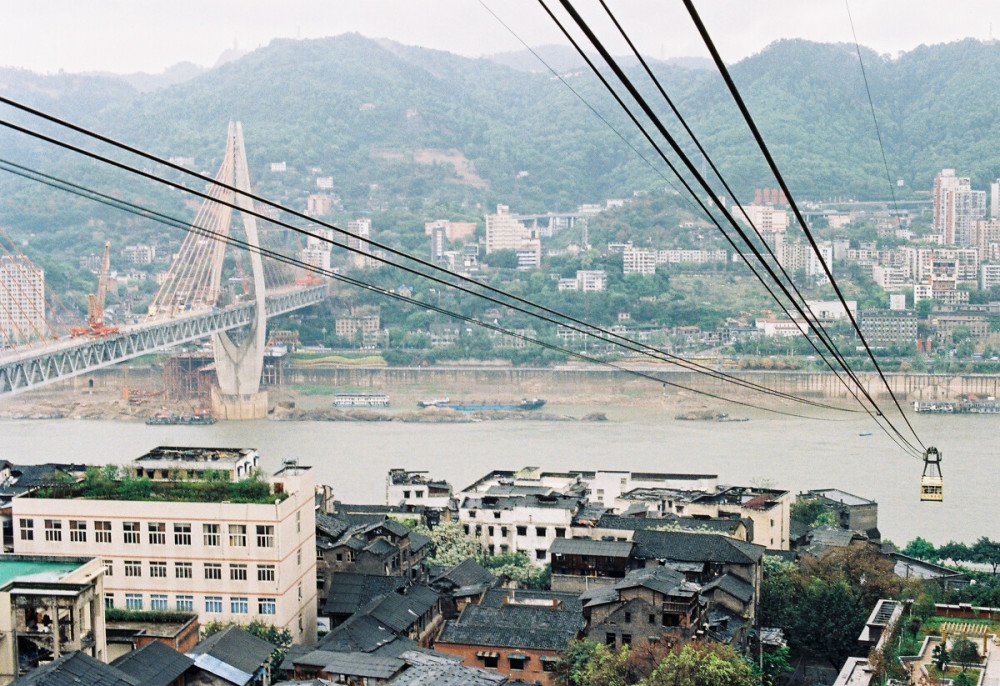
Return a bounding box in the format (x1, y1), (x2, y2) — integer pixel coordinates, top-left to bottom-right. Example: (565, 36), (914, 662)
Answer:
(0, 122), (326, 399)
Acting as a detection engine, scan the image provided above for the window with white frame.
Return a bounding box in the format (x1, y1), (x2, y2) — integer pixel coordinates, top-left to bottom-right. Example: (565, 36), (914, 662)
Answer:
(205, 596), (222, 613)
(19, 519), (33, 541)
(123, 521), (140, 544)
(258, 598), (276, 615)
(228, 524), (246, 547)
(95, 520), (111, 543)
(174, 522), (191, 545)
(256, 525), (274, 547)
(176, 595), (194, 612)
(150, 594), (168, 611)
(175, 562), (192, 579)
(44, 519), (62, 542)
(204, 563), (222, 580)
(149, 561), (167, 578)
(69, 520), (86, 542)
(230, 564), (247, 581)
(125, 593), (143, 610)
(148, 522), (166, 545)
(124, 560), (141, 577)
(203, 523), (220, 546)
(230, 597), (248, 614)
(257, 565), (276, 582)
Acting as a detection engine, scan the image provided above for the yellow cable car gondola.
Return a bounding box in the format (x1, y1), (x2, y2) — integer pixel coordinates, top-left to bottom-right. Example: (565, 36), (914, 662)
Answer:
(920, 447), (943, 502)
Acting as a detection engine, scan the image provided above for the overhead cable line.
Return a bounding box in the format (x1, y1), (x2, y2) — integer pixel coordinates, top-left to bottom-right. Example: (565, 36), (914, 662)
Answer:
(536, 0), (922, 457)
(487, 0), (887, 432)
(844, 0), (904, 224)
(0, 158), (839, 420)
(0, 108), (857, 413)
(681, 0), (925, 452)
(592, 0), (876, 421)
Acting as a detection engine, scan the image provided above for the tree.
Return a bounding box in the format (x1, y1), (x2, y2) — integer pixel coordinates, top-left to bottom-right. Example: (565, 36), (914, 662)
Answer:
(412, 521), (481, 567)
(950, 638), (980, 671)
(914, 594), (937, 625)
(903, 537), (938, 561)
(641, 643), (758, 686)
(932, 643), (950, 672)
(761, 646), (792, 686)
(202, 620), (293, 668)
(790, 498), (827, 526)
(787, 579), (866, 667)
(485, 248), (519, 269)
(971, 537), (1000, 574)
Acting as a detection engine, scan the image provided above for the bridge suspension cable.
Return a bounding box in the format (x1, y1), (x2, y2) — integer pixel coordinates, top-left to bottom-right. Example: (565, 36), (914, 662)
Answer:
(0, 157), (847, 420)
(0, 109), (865, 416)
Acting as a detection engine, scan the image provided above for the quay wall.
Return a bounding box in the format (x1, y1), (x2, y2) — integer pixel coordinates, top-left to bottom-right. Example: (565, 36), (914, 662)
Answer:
(69, 365), (1000, 402)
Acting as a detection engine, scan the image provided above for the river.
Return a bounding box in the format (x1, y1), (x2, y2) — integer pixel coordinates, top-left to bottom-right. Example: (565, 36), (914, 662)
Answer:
(0, 404), (994, 547)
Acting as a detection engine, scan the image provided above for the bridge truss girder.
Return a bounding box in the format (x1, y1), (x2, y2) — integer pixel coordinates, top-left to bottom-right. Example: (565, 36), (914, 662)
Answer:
(0, 285), (325, 396)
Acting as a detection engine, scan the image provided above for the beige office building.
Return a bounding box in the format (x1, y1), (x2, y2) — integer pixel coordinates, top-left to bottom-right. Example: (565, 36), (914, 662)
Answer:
(11, 447), (317, 644)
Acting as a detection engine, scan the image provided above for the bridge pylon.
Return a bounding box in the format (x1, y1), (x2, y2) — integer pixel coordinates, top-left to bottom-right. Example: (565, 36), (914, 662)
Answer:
(209, 122), (269, 419)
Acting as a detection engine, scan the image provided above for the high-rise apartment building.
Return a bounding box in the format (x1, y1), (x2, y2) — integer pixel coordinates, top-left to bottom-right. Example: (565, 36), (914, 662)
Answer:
(347, 218), (376, 268)
(933, 169), (986, 245)
(484, 205), (540, 267)
(0, 255), (45, 345)
(11, 447), (318, 644)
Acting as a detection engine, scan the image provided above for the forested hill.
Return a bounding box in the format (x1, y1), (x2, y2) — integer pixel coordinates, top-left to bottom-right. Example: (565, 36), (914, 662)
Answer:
(3, 34), (1000, 222)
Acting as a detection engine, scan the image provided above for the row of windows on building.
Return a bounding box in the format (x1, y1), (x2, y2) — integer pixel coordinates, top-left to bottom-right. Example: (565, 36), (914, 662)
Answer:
(464, 524), (568, 538)
(20, 519), (276, 547)
(107, 592), (276, 616)
(103, 559), (280, 582)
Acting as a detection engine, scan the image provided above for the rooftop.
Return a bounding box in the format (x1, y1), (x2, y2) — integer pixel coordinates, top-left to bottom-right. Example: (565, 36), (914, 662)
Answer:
(0, 556), (90, 589)
(805, 489), (876, 507)
(134, 446), (257, 467)
(12, 652), (138, 686)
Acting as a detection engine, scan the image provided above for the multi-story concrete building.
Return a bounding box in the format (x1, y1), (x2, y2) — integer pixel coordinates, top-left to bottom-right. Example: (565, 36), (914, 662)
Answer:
(859, 308), (917, 345)
(484, 205), (540, 269)
(933, 169), (986, 245)
(424, 220), (477, 242)
(459, 493), (583, 565)
(799, 489), (879, 540)
(0, 555), (106, 685)
(347, 218), (376, 268)
(121, 245), (156, 265)
(982, 263), (1000, 290)
(306, 194), (333, 216)
(386, 469), (453, 510)
(734, 204), (788, 232)
(622, 247), (657, 275)
(11, 447), (317, 644)
(0, 255), (45, 345)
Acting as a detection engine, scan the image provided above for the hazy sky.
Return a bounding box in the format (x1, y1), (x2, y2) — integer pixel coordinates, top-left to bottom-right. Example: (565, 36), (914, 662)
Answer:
(1, 1), (998, 74)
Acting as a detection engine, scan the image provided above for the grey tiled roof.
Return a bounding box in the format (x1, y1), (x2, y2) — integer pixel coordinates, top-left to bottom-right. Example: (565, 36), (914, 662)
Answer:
(319, 652), (405, 679)
(189, 625), (275, 675)
(362, 585), (440, 633)
(389, 650), (508, 685)
(436, 598), (583, 651)
(478, 587), (583, 612)
(13, 652), (139, 686)
(431, 558), (496, 588)
(632, 530), (764, 565)
(702, 573), (755, 604)
(322, 572), (408, 616)
(550, 538), (634, 558)
(111, 641), (194, 686)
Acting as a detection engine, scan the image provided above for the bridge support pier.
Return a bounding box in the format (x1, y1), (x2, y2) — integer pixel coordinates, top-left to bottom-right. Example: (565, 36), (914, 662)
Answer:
(211, 121), (269, 420)
(210, 387), (268, 420)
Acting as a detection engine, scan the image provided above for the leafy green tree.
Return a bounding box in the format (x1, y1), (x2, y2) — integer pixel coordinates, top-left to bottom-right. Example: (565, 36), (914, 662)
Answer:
(790, 498), (827, 526)
(903, 537), (938, 561)
(761, 646), (791, 686)
(787, 579), (866, 667)
(932, 643), (950, 672)
(914, 593), (938, 625)
(202, 619), (293, 668)
(641, 643), (758, 686)
(951, 638), (980, 670)
(412, 521), (482, 567)
(971, 537), (1000, 574)
(485, 248), (518, 269)
(953, 671), (977, 686)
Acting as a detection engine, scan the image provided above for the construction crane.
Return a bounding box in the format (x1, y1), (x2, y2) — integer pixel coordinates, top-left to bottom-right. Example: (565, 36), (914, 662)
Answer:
(71, 241), (119, 337)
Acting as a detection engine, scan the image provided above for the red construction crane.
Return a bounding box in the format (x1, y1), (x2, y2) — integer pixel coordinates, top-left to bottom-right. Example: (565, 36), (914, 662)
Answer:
(71, 241), (119, 337)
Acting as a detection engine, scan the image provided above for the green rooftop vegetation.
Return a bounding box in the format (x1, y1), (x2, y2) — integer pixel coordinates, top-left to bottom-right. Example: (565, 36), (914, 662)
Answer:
(32, 465), (288, 504)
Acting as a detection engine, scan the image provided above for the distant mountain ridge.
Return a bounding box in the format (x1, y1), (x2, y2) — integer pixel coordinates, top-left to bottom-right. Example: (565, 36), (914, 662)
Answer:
(2, 33), (1000, 224)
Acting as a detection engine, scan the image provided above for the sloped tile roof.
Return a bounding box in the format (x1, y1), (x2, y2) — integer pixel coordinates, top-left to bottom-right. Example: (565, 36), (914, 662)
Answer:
(111, 640), (194, 686)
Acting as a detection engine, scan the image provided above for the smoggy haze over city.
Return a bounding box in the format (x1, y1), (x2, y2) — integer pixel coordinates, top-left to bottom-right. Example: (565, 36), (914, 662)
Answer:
(2, 0), (999, 75)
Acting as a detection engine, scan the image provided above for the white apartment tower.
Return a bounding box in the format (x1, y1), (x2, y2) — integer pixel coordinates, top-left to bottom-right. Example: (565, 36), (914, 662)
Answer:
(933, 169), (986, 245)
(484, 205), (541, 267)
(12, 447), (318, 644)
(0, 255), (45, 345)
(347, 218), (375, 268)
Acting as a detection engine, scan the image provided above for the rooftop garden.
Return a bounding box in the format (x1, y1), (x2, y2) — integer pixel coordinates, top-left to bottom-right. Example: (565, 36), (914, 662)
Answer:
(32, 465), (288, 504)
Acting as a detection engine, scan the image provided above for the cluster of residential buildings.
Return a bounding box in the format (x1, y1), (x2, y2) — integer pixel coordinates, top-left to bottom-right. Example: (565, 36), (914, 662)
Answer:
(0, 255), (45, 347)
(0, 443), (966, 686)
